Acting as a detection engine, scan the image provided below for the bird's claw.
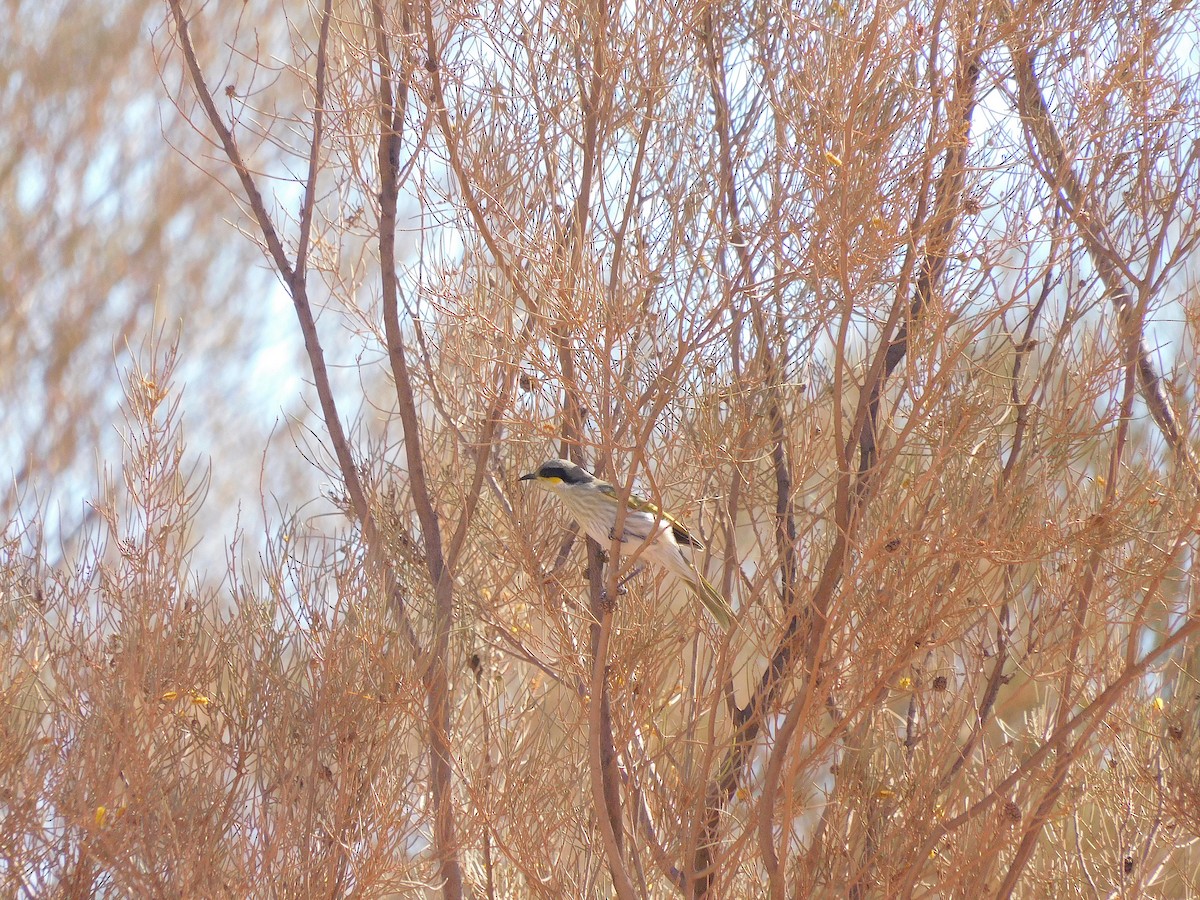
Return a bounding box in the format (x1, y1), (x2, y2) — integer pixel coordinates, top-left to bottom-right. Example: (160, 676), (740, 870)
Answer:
(598, 590), (618, 614)
(616, 565), (644, 591)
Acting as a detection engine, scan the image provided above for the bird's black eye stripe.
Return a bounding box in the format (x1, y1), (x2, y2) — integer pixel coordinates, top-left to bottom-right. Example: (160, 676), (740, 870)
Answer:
(538, 460), (589, 484)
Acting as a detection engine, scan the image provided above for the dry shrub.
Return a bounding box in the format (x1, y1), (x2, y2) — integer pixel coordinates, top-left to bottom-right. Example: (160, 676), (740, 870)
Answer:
(2, 0), (1200, 897)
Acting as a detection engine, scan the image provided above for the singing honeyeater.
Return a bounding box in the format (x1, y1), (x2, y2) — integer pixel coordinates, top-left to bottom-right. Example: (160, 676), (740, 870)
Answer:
(520, 459), (733, 629)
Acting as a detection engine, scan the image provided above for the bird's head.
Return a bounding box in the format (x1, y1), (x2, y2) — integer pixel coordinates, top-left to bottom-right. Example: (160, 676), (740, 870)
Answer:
(519, 458), (596, 494)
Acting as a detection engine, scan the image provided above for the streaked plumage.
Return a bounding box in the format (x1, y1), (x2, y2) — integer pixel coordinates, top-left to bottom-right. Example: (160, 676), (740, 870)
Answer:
(520, 459), (733, 629)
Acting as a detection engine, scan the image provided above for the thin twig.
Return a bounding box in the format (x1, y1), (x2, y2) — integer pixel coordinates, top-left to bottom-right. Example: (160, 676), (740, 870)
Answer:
(165, 0), (419, 654)
(1000, 1), (1200, 493)
(293, 0), (333, 282)
(900, 585), (1200, 897)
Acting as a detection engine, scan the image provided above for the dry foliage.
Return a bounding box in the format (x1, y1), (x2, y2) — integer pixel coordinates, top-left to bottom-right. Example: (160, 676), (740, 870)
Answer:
(3, 0), (1200, 896)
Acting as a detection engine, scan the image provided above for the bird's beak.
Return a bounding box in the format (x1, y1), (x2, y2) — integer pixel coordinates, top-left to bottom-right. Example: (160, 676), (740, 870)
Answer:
(519, 473), (536, 482)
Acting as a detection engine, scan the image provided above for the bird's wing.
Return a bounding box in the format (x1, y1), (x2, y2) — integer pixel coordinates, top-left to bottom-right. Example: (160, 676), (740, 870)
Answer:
(597, 482), (704, 549)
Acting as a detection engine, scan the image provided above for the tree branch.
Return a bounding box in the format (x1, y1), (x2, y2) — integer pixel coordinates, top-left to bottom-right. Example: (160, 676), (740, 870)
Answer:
(166, 0), (417, 653)
(370, 3), (462, 896)
(589, 607), (638, 900)
(1001, 2), (1200, 492)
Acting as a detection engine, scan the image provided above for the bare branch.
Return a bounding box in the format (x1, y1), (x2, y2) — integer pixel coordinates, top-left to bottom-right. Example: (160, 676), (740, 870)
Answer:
(370, 3), (462, 896)
(1001, 2), (1200, 492)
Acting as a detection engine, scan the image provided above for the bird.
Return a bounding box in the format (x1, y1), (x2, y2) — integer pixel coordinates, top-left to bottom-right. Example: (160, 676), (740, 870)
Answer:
(519, 458), (733, 629)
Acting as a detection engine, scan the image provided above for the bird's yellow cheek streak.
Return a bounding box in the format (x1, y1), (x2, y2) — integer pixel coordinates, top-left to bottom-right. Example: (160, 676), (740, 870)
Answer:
(543, 477), (563, 485)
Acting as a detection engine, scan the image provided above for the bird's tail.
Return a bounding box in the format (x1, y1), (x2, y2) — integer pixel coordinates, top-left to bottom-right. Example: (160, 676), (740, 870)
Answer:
(687, 573), (734, 630)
